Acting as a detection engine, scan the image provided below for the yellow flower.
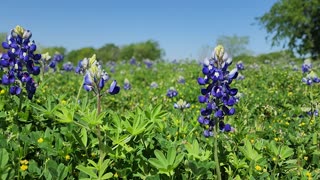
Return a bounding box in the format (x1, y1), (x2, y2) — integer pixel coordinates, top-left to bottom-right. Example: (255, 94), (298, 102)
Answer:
(0, 89), (5, 94)
(20, 164), (28, 171)
(304, 156), (308, 161)
(20, 159), (29, 165)
(255, 165), (262, 171)
(61, 100), (67, 105)
(65, 155), (70, 160)
(14, 25), (25, 36)
(250, 139), (254, 144)
(114, 172), (118, 178)
(306, 171), (312, 179)
(37, 138), (44, 143)
(288, 92), (293, 96)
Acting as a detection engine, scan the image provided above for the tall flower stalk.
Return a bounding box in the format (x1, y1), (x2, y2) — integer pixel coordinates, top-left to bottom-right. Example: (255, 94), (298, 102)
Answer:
(197, 45), (238, 179)
(77, 54), (120, 158)
(0, 26), (41, 106)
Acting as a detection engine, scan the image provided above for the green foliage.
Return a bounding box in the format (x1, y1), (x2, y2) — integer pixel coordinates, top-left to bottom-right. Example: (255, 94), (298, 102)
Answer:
(39, 46), (67, 56)
(96, 43), (120, 63)
(66, 47), (96, 64)
(216, 35), (251, 56)
(257, 0), (320, 59)
(119, 40), (163, 61)
(0, 55), (320, 179)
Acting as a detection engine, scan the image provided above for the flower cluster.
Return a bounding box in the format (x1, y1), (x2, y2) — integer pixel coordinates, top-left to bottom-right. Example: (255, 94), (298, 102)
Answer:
(177, 76), (186, 84)
(166, 87), (178, 98)
(62, 62), (74, 71)
(301, 59), (312, 73)
(123, 78), (131, 90)
(0, 25), (41, 99)
(81, 54), (120, 95)
(174, 99), (190, 109)
(301, 59), (320, 85)
(197, 45), (238, 137)
(236, 61), (244, 70)
(48, 53), (64, 70)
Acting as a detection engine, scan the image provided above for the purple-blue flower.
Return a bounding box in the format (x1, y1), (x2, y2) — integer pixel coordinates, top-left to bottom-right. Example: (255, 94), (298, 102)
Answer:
(166, 87), (178, 98)
(236, 61), (244, 70)
(0, 25), (41, 99)
(197, 45), (238, 137)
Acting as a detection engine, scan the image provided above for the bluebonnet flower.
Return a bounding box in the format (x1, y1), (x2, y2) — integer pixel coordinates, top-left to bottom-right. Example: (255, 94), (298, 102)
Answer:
(143, 59), (153, 68)
(197, 45), (238, 137)
(48, 53), (64, 70)
(302, 70), (320, 85)
(150, 82), (158, 88)
(123, 78), (131, 90)
(302, 59), (312, 73)
(177, 76), (186, 84)
(129, 57), (136, 65)
(174, 99), (190, 109)
(75, 58), (89, 74)
(236, 61), (244, 70)
(82, 54), (120, 95)
(166, 87), (178, 98)
(0, 25), (41, 99)
(307, 110), (319, 117)
(62, 62), (74, 71)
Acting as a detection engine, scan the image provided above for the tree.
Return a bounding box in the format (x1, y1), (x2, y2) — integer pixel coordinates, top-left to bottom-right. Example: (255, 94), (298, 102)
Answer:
(216, 35), (251, 57)
(118, 40), (164, 61)
(66, 47), (96, 64)
(96, 43), (120, 62)
(257, 0), (320, 59)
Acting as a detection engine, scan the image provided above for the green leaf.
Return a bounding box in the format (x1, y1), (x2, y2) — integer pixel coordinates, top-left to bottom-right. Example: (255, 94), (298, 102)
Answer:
(173, 153), (184, 169)
(148, 158), (166, 169)
(279, 146), (294, 160)
(80, 128), (88, 147)
(57, 163), (69, 180)
(76, 165), (98, 178)
(0, 148), (9, 168)
(101, 172), (113, 179)
(154, 150), (168, 168)
(167, 147), (176, 166)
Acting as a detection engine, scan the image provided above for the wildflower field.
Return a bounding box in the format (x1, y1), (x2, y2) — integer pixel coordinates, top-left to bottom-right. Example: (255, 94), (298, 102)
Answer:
(0, 26), (319, 180)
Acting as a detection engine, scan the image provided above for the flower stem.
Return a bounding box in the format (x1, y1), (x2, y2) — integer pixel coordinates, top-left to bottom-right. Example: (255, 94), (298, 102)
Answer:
(214, 123), (222, 180)
(96, 93), (104, 159)
(75, 78), (84, 103)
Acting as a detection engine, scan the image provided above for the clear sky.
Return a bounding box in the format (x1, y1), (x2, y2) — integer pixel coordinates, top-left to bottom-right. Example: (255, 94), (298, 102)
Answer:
(1, 0), (282, 60)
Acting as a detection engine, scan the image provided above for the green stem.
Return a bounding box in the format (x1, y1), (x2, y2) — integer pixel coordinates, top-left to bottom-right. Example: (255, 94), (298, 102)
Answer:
(214, 124), (221, 180)
(96, 93), (104, 161)
(75, 78), (85, 103)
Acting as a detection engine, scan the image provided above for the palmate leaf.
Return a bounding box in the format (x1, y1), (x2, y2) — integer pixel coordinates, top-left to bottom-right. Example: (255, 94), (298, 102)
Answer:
(239, 139), (262, 162)
(148, 147), (184, 176)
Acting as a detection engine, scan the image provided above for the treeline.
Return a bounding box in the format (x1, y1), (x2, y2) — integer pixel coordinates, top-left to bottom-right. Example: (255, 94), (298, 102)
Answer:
(40, 40), (164, 64)
(0, 34), (164, 64)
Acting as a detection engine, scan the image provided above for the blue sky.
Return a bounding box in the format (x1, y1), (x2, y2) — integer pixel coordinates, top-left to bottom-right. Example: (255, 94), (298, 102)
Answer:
(1, 0), (282, 60)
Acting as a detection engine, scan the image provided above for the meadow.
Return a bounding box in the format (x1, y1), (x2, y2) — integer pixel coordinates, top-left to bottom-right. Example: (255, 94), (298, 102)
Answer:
(0, 28), (319, 180)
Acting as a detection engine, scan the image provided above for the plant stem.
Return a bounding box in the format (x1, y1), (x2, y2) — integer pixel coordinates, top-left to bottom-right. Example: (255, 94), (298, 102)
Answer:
(96, 93), (104, 160)
(75, 78), (84, 104)
(214, 123), (222, 180)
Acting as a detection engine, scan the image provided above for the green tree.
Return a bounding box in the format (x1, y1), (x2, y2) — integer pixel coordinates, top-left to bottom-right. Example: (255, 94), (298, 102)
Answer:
(118, 40), (164, 61)
(133, 40), (163, 61)
(257, 0), (320, 59)
(96, 43), (120, 62)
(216, 35), (251, 57)
(66, 47), (96, 64)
